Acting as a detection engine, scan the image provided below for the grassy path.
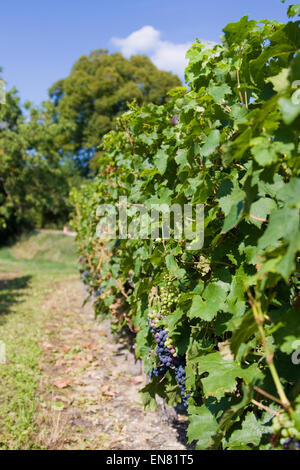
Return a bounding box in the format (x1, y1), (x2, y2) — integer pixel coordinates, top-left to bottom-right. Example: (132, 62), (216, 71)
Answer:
(0, 272), (47, 448)
(0, 232), (188, 450)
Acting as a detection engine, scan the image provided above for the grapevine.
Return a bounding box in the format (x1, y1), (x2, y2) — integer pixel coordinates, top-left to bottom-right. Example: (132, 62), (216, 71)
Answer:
(71, 5), (300, 450)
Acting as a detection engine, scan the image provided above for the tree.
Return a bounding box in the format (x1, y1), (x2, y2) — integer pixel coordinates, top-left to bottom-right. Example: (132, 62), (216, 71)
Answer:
(0, 84), (81, 241)
(49, 50), (181, 172)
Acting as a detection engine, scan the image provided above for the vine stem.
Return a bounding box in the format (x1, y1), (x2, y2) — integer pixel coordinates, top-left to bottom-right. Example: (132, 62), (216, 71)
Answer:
(254, 385), (283, 405)
(251, 399), (280, 416)
(249, 214), (268, 223)
(237, 68), (244, 106)
(248, 291), (293, 415)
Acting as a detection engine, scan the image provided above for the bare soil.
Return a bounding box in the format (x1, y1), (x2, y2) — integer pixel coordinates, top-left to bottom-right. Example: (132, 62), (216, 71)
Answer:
(35, 279), (189, 450)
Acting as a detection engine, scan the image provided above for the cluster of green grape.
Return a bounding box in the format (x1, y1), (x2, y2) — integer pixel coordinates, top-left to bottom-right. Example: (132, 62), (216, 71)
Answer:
(147, 275), (178, 355)
(160, 276), (177, 315)
(272, 412), (300, 450)
(148, 306), (163, 328)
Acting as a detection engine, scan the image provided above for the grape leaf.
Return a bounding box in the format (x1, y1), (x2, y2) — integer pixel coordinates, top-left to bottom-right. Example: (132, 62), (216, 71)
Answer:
(195, 351), (260, 398)
(187, 405), (219, 449)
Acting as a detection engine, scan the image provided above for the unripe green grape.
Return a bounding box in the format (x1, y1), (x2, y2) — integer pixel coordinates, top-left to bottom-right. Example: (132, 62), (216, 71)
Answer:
(273, 422), (280, 433)
(288, 427), (297, 436)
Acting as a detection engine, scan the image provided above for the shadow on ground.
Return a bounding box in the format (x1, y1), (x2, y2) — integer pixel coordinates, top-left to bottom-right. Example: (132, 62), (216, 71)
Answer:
(0, 275), (32, 322)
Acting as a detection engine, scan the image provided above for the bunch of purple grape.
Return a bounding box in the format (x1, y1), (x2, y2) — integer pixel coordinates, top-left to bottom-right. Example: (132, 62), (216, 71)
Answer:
(175, 363), (193, 408)
(94, 271), (102, 297)
(95, 285), (103, 297)
(148, 323), (192, 408)
(79, 263), (103, 298)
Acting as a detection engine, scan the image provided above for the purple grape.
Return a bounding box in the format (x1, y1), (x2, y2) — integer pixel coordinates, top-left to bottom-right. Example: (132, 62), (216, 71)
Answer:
(148, 324), (193, 408)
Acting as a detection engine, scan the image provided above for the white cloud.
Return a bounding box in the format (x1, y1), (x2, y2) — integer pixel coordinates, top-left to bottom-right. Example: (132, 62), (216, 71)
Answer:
(111, 26), (192, 78)
(112, 26), (161, 56)
(151, 41), (191, 78)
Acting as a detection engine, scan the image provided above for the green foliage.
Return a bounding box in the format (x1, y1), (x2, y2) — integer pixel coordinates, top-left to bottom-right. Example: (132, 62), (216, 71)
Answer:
(49, 50), (181, 173)
(72, 8), (300, 450)
(0, 89), (81, 240)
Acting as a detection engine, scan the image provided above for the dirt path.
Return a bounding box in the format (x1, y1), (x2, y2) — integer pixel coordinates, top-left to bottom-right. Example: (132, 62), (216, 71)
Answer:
(35, 279), (189, 450)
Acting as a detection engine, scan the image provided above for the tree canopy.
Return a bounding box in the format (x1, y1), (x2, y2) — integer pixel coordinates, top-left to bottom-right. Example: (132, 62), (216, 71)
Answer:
(0, 87), (80, 239)
(49, 50), (181, 172)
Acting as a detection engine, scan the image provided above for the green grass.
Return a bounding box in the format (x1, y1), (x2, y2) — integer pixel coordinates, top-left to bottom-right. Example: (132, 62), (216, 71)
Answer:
(0, 230), (78, 275)
(0, 231), (78, 449)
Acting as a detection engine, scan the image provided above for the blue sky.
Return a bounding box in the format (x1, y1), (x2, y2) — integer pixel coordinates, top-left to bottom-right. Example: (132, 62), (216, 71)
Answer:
(0, 0), (295, 106)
